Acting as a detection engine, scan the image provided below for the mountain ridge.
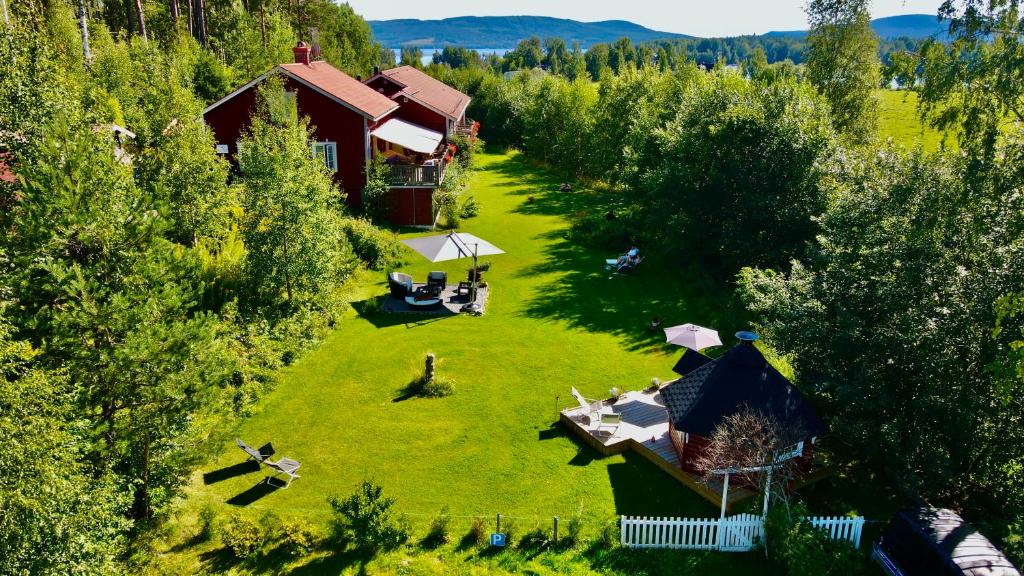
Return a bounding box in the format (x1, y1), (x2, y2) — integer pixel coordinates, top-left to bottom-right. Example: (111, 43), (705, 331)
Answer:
(370, 14), (948, 49)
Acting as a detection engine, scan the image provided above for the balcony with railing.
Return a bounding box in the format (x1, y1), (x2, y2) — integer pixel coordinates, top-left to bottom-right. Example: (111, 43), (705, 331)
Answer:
(388, 160), (446, 187)
(454, 119), (479, 138)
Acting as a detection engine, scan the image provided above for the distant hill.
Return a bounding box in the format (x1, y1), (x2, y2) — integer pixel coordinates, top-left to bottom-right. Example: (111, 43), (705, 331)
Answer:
(766, 14), (947, 40)
(369, 16), (692, 49)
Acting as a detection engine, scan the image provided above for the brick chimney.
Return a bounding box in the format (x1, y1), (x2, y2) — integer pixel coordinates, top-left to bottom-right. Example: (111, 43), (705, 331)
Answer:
(293, 41), (311, 65)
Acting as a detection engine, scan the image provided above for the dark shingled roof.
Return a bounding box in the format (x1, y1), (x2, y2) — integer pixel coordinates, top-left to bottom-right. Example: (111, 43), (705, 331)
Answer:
(661, 342), (827, 441)
(882, 508), (1021, 576)
(672, 349), (713, 377)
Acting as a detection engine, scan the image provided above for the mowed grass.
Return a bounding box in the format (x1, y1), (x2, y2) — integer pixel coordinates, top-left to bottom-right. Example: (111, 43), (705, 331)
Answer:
(179, 150), (748, 530)
(875, 89), (952, 152)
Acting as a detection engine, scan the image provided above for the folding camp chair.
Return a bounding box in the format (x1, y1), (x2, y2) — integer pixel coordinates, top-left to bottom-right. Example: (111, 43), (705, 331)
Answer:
(605, 248), (644, 273)
(236, 438), (275, 463)
(263, 457), (302, 488)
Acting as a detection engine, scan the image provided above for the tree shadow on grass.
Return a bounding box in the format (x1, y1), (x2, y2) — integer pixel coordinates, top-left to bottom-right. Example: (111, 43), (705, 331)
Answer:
(484, 154), (745, 352)
(203, 460), (260, 484)
(226, 478), (280, 506)
(607, 453), (717, 518)
(286, 548), (372, 576)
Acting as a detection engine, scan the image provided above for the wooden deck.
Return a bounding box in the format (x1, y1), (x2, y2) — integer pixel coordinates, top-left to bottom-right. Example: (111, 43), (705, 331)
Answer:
(560, 389), (756, 510)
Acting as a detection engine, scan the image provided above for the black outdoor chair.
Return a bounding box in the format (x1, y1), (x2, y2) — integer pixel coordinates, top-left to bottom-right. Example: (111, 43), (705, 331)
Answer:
(427, 271), (447, 294)
(388, 272), (413, 297)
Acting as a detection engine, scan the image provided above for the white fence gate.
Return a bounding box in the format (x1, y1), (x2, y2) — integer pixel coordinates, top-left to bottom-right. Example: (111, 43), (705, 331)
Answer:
(620, 514), (864, 552)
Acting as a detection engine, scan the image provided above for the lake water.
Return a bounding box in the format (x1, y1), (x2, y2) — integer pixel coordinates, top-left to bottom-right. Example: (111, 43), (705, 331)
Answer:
(390, 48), (511, 66)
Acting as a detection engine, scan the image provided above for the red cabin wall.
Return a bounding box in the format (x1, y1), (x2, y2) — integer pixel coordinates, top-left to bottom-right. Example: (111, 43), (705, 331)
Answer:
(387, 187), (434, 226)
(202, 77), (370, 209)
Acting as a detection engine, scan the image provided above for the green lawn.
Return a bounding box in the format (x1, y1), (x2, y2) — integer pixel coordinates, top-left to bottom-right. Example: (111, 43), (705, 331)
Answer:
(875, 89), (952, 152)
(150, 149), (888, 574)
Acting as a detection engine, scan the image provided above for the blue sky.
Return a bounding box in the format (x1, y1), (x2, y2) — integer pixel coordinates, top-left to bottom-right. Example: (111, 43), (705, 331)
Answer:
(347, 0), (946, 37)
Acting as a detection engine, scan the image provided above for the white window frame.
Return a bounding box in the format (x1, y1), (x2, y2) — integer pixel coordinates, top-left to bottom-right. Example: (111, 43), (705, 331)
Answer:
(312, 141), (338, 172)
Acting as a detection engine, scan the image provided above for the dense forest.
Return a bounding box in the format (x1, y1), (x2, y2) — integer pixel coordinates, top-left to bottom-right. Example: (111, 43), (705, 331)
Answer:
(1, 0), (1023, 573)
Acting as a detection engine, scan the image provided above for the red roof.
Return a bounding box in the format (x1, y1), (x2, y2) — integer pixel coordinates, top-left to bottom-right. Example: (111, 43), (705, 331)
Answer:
(379, 66), (471, 120)
(279, 61), (398, 119)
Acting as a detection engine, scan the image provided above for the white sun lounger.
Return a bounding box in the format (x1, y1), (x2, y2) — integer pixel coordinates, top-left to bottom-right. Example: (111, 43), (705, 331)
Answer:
(263, 457), (302, 488)
(570, 386), (606, 423)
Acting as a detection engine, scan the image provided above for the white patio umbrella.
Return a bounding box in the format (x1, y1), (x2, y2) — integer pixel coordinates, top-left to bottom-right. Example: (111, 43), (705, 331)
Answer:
(663, 323), (722, 351)
(401, 232), (504, 312)
(401, 232), (504, 263)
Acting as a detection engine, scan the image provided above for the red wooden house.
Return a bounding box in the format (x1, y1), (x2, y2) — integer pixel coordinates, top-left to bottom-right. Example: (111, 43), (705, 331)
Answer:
(660, 333), (827, 481)
(201, 43), (477, 226)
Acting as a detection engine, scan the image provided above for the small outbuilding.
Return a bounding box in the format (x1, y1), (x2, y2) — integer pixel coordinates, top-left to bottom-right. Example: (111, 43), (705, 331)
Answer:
(660, 333), (827, 476)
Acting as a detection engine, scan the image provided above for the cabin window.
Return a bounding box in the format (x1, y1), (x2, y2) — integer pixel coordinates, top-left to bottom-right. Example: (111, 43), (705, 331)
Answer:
(313, 141), (338, 172)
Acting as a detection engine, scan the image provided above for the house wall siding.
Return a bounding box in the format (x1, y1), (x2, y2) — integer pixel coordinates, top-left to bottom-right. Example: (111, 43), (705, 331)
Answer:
(202, 76), (369, 209)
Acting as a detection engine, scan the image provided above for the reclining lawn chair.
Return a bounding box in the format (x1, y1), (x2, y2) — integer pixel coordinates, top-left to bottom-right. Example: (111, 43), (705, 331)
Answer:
(236, 438), (275, 463)
(605, 247), (643, 274)
(263, 456), (302, 488)
(570, 386), (607, 424)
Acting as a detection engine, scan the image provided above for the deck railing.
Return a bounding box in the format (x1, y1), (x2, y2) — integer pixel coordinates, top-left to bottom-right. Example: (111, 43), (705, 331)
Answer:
(388, 162), (445, 187)
(454, 119), (478, 137)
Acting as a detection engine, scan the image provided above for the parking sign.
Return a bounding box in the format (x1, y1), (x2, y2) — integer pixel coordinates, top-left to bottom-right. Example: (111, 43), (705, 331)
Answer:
(490, 533), (506, 547)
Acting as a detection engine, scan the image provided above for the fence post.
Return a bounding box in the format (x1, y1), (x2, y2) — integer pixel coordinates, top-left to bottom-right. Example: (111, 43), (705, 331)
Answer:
(496, 513), (501, 534)
(553, 516), (559, 545)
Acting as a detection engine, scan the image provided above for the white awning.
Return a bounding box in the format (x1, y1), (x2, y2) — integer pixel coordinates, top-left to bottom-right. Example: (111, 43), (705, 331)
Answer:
(370, 118), (443, 154)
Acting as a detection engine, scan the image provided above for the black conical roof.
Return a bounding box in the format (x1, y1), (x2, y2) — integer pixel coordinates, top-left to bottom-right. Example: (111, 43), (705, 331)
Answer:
(661, 342), (827, 441)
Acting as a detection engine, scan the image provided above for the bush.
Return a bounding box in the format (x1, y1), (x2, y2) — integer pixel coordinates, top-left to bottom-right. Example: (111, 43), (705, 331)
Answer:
(421, 507), (451, 548)
(329, 480), (410, 551)
(464, 517), (488, 547)
(500, 517), (517, 549)
(280, 519), (318, 557)
(564, 514), (585, 548)
(459, 195), (481, 219)
(766, 504), (866, 576)
(596, 517), (619, 548)
(450, 133), (481, 167)
(421, 375), (455, 398)
(222, 514), (268, 559)
(340, 218), (402, 271)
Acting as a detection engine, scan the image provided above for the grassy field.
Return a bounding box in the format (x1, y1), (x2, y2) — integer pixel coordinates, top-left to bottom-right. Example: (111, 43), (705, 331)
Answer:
(149, 149), (899, 574)
(875, 89), (952, 152)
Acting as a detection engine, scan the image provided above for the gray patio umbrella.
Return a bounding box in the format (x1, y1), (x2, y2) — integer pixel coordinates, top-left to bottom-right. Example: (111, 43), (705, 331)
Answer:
(401, 232), (504, 312)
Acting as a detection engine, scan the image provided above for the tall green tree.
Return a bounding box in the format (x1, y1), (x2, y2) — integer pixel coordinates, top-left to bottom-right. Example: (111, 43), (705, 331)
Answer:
(739, 143), (1024, 526)
(5, 122), (233, 519)
(0, 309), (129, 576)
(237, 85), (351, 307)
(805, 0), (881, 142)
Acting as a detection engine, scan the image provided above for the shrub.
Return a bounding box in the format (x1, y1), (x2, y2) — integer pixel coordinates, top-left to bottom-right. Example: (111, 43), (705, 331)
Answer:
(766, 504), (866, 576)
(500, 517), (517, 549)
(340, 218), (402, 271)
(329, 480), (410, 551)
(362, 157), (392, 223)
(564, 515), (585, 548)
(280, 519), (318, 557)
(460, 195), (481, 219)
(596, 517), (619, 548)
(421, 375), (455, 398)
(464, 517), (488, 547)
(222, 514), (267, 559)
(421, 507), (451, 548)
(450, 134), (481, 167)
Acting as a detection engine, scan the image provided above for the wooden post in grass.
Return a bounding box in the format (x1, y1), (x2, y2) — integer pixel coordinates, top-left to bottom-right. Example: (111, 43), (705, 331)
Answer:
(553, 516), (559, 544)
(496, 513), (501, 533)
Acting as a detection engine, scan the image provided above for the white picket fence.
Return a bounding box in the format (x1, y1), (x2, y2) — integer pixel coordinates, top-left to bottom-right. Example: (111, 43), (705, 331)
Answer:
(806, 515), (865, 549)
(620, 514), (865, 552)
